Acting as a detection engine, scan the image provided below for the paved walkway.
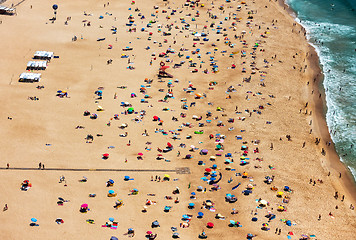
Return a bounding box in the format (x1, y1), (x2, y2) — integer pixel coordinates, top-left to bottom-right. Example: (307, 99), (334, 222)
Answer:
(0, 167), (190, 174)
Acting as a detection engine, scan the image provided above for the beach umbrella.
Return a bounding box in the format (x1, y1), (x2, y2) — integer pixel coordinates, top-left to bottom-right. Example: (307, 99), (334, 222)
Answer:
(81, 203), (88, 208)
(278, 206), (285, 211)
(138, 153), (143, 156)
(103, 153), (109, 158)
(262, 223), (269, 227)
(109, 217), (114, 222)
(210, 177), (216, 181)
(252, 217), (258, 222)
(207, 222), (214, 228)
(191, 192), (196, 195)
(277, 191), (284, 196)
(110, 237), (118, 240)
(198, 212), (204, 217)
(31, 218), (37, 223)
(146, 231), (153, 234)
(201, 149), (208, 154)
(108, 179), (114, 184)
(182, 214), (190, 219)
(188, 203), (195, 207)
(229, 220), (236, 225)
(205, 168), (212, 172)
(109, 190), (115, 194)
(260, 200), (268, 206)
(212, 164), (217, 169)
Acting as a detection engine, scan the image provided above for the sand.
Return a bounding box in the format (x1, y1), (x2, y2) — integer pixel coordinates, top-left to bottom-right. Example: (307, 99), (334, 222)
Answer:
(0, 0), (355, 239)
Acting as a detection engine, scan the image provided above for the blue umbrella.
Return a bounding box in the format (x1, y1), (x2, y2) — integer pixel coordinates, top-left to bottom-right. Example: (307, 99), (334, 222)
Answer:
(212, 164), (217, 169)
(198, 212), (204, 217)
(108, 190), (115, 194)
(191, 192), (196, 195)
(109, 179), (114, 183)
(189, 203), (195, 207)
(109, 217), (114, 222)
(210, 177), (216, 181)
(31, 218), (37, 222)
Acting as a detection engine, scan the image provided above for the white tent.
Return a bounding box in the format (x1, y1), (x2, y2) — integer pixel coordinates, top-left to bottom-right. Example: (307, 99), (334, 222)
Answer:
(19, 73), (41, 82)
(33, 51), (54, 60)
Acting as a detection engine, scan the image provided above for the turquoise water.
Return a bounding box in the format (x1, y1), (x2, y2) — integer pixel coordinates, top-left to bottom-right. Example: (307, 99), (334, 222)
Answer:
(286, 0), (356, 180)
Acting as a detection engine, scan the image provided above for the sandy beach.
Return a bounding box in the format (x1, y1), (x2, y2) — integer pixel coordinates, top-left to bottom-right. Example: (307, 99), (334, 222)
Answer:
(0, 0), (355, 239)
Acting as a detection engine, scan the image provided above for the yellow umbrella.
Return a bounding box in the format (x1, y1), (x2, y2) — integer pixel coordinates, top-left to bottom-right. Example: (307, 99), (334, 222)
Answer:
(277, 191), (284, 196)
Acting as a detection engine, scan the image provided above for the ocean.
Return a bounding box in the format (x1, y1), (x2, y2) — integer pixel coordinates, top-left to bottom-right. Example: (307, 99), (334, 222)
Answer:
(285, 0), (356, 181)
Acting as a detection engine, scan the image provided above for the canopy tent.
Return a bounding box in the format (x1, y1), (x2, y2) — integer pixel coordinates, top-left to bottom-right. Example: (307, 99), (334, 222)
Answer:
(19, 73), (41, 82)
(26, 61), (47, 70)
(33, 51), (54, 60)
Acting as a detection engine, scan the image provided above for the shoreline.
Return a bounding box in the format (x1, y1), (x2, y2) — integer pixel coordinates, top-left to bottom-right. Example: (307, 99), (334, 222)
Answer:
(278, 0), (356, 202)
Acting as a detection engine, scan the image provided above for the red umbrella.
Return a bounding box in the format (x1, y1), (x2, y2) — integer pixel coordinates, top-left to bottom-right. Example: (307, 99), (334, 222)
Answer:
(153, 116), (159, 120)
(207, 222), (214, 228)
(167, 142), (173, 148)
(205, 168), (212, 172)
(146, 231), (152, 234)
(81, 203), (88, 208)
(138, 153), (143, 156)
(103, 153), (109, 157)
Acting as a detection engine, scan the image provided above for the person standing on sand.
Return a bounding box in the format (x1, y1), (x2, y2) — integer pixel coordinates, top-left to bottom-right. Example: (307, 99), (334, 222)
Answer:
(6, 163), (9, 169)
(38, 162), (42, 169)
